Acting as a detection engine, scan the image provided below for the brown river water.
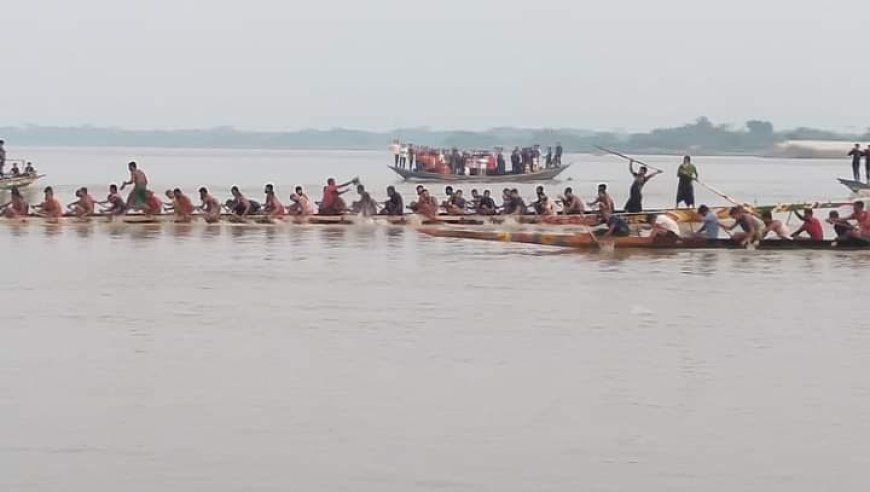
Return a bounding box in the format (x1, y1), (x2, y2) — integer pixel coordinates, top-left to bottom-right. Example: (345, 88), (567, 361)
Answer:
(1, 147), (869, 491)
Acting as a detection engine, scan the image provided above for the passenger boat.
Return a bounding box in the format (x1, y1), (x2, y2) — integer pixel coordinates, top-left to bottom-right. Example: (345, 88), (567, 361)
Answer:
(0, 173), (44, 190)
(388, 164), (571, 183)
(837, 178), (870, 194)
(417, 227), (870, 250)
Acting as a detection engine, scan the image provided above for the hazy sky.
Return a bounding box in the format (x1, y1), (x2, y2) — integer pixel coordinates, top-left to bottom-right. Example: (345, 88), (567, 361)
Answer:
(2, 0), (868, 132)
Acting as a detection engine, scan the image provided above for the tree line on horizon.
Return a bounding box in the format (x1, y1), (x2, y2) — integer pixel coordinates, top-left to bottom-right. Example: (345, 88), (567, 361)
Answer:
(2, 118), (868, 154)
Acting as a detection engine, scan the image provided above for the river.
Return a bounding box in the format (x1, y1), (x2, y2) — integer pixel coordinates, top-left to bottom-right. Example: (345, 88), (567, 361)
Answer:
(1, 147), (868, 491)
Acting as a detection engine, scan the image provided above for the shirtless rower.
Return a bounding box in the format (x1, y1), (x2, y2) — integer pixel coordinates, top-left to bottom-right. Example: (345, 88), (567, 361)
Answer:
(724, 206), (764, 246)
(67, 187), (96, 219)
(97, 184), (127, 216)
(143, 190), (164, 216)
(0, 187), (29, 219)
(120, 161), (149, 211)
(414, 189), (440, 218)
(263, 184), (286, 218)
(288, 188), (315, 216)
(760, 210), (791, 240)
(170, 188), (195, 222)
(560, 187), (585, 215)
(589, 184), (616, 214)
(34, 186), (64, 220)
(198, 187), (222, 223)
(318, 177), (357, 215)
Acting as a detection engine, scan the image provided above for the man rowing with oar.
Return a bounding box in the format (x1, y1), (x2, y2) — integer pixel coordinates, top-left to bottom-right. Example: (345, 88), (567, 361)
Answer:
(67, 187), (96, 219)
(33, 186), (64, 220)
(588, 184), (615, 214)
(198, 187), (222, 223)
(263, 184), (286, 219)
(829, 201), (870, 241)
(560, 187), (585, 215)
(646, 213), (681, 241)
(96, 184), (127, 216)
(318, 177), (357, 215)
(120, 161), (149, 212)
(625, 160), (661, 213)
(169, 188), (195, 222)
(597, 207), (630, 239)
(675, 155), (698, 208)
(723, 206), (764, 246)
(0, 187), (29, 219)
(379, 186), (404, 215)
(226, 186), (261, 219)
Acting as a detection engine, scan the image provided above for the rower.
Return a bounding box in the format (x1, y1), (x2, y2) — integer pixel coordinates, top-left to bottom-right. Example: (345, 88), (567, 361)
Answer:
(228, 186), (261, 217)
(505, 188), (527, 215)
(827, 211), (853, 239)
(625, 160), (661, 213)
(445, 189), (466, 215)
(34, 186), (63, 219)
(531, 186), (551, 215)
(791, 208), (824, 240)
(408, 185), (426, 213)
(560, 187), (585, 215)
(415, 189), (439, 218)
(675, 155), (698, 208)
(318, 177), (355, 215)
(288, 186), (314, 216)
(67, 187), (95, 219)
(589, 184), (616, 214)
(143, 190), (163, 216)
(597, 207), (630, 239)
(834, 200), (870, 240)
(0, 187), (29, 219)
(120, 161), (149, 211)
(849, 144), (863, 182)
(198, 187), (222, 223)
(760, 210), (791, 239)
(171, 188), (195, 222)
(263, 183), (286, 218)
(380, 186), (404, 215)
(356, 189), (378, 216)
(441, 186), (455, 210)
(695, 205), (721, 239)
(646, 213), (681, 241)
(469, 189), (482, 211)
(477, 190), (497, 215)
(724, 206), (764, 246)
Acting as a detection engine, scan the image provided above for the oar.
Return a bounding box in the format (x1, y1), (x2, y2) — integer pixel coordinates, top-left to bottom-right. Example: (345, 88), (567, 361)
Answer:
(595, 145), (744, 207)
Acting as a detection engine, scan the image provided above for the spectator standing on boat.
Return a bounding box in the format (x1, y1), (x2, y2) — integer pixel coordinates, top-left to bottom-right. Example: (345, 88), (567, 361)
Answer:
(625, 160), (662, 213)
(865, 145), (870, 183)
(120, 161), (149, 211)
(545, 147), (553, 168)
(407, 144), (415, 170)
(0, 140), (6, 176)
(675, 155), (699, 208)
(554, 143), (563, 167)
(849, 143), (863, 181)
(399, 144), (408, 169)
(510, 147), (521, 174)
(390, 140), (401, 168)
(496, 151), (506, 175)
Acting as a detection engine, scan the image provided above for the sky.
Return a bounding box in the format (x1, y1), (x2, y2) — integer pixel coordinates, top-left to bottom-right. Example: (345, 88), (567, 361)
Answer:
(1, 0), (868, 132)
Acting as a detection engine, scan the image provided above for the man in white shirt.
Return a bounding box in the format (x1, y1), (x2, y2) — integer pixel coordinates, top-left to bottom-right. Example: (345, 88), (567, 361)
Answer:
(647, 213), (682, 240)
(389, 140), (401, 168)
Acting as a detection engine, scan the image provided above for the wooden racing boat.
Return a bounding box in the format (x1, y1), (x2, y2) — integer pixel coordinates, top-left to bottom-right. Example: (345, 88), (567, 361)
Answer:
(416, 227), (870, 250)
(0, 173), (45, 190)
(388, 164), (571, 183)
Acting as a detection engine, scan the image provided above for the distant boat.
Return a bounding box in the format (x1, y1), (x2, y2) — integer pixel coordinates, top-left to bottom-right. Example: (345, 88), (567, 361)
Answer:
(0, 173), (45, 190)
(837, 178), (870, 194)
(388, 164), (571, 183)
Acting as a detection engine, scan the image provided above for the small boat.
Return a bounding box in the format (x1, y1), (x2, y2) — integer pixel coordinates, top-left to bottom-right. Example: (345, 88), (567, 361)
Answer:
(417, 227), (870, 250)
(0, 174), (44, 190)
(837, 178), (870, 194)
(388, 164), (571, 183)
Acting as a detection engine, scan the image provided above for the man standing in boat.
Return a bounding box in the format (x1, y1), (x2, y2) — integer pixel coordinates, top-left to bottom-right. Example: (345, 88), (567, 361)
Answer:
(0, 140), (6, 176)
(625, 160), (661, 213)
(676, 155), (698, 208)
(849, 144), (863, 182)
(554, 142), (563, 167)
(120, 161), (149, 211)
(865, 145), (870, 183)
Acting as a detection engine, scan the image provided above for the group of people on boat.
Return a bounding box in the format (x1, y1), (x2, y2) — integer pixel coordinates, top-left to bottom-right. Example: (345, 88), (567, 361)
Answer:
(0, 141), (38, 179)
(390, 141), (563, 176)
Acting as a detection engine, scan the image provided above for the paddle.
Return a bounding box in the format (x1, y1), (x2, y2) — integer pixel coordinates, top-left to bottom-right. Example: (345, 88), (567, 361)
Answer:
(595, 145), (745, 207)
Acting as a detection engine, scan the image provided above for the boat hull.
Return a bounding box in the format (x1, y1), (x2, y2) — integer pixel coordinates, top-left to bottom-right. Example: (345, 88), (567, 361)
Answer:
(416, 227), (870, 250)
(388, 165), (571, 183)
(838, 178), (870, 193)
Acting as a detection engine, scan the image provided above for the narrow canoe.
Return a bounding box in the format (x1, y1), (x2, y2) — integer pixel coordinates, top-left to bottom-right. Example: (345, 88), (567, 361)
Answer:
(417, 227), (870, 250)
